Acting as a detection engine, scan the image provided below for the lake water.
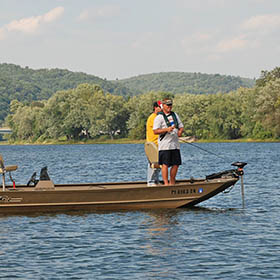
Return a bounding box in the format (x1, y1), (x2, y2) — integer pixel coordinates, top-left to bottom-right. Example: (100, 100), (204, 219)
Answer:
(0, 143), (279, 279)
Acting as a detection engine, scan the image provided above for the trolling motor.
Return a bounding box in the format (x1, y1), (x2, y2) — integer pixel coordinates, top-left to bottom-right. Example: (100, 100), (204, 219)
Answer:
(232, 161), (247, 208)
(205, 161), (247, 208)
(231, 161), (247, 175)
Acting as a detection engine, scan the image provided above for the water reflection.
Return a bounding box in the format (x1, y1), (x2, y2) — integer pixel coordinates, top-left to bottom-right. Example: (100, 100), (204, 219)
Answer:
(139, 209), (181, 261)
(143, 209), (180, 237)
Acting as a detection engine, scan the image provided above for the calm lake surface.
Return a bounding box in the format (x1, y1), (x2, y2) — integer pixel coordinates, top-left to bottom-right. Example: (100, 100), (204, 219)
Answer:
(0, 143), (279, 279)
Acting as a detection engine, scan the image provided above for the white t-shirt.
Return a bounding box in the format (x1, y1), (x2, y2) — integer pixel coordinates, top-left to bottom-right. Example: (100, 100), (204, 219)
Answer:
(153, 112), (184, 151)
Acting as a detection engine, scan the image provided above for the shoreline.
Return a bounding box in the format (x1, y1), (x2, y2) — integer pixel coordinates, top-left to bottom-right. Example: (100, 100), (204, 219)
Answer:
(1, 137), (280, 145)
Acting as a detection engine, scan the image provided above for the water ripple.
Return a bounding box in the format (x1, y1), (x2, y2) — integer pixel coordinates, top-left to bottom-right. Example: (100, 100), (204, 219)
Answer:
(0, 143), (280, 279)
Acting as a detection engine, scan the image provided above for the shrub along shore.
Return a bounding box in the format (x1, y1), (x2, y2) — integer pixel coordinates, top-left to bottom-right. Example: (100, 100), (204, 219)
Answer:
(1, 137), (279, 146)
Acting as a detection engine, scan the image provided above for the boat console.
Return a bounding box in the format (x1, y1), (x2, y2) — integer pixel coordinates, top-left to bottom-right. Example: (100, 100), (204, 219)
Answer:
(27, 166), (55, 190)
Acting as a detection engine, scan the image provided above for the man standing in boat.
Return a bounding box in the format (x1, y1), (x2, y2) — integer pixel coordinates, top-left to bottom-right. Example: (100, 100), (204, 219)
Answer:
(153, 98), (184, 185)
(146, 101), (162, 186)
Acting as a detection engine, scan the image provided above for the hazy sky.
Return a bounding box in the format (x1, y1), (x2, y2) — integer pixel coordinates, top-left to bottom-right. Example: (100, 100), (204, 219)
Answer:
(0, 0), (279, 80)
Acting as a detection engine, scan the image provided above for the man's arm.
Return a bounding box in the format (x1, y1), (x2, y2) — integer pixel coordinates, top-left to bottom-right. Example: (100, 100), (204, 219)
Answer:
(178, 127), (184, 137)
(153, 114), (175, 135)
(175, 113), (184, 137)
(154, 126), (174, 135)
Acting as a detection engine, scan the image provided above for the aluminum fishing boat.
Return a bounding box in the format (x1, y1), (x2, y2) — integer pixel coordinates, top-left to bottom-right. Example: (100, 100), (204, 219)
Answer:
(0, 154), (246, 214)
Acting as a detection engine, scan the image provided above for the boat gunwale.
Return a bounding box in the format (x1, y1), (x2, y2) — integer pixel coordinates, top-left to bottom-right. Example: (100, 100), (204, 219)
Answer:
(1, 177), (238, 193)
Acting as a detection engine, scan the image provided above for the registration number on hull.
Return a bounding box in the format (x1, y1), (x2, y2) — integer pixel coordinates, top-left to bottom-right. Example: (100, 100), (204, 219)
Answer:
(171, 187), (203, 195)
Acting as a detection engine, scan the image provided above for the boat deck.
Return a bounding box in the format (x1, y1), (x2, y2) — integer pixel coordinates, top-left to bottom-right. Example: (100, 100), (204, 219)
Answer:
(2, 178), (227, 192)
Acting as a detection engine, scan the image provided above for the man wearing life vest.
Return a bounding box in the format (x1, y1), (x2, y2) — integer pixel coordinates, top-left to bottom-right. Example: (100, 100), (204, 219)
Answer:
(146, 101), (162, 186)
(153, 98), (184, 185)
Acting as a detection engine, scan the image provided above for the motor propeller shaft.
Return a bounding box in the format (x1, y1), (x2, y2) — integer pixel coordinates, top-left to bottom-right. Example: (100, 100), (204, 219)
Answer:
(232, 161), (247, 208)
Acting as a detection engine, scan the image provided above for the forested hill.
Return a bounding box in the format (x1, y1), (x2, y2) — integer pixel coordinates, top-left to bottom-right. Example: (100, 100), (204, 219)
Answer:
(0, 63), (133, 97)
(0, 63), (255, 123)
(115, 72), (255, 95)
(0, 63), (132, 122)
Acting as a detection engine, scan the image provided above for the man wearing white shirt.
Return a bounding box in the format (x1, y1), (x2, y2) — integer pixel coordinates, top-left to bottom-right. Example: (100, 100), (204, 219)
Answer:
(153, 98), (184, 185)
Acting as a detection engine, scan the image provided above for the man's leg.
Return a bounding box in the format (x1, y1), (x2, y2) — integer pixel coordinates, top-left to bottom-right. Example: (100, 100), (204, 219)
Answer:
(154, 168), (160, 184)
(147, 163), (156, 186)
(170, 165), (179, 185)
(161, 164), (169, 185)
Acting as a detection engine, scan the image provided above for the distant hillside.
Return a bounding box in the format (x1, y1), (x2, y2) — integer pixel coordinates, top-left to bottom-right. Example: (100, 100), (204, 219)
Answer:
(114, 72), (255, 95)
(0, 63), (132, 122)
(0, 64), (255, 124)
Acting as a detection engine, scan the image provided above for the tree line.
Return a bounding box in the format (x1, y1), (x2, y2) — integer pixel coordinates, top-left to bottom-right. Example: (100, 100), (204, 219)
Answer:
(5, 67), (280, 142)
(0, 63), (254, 124)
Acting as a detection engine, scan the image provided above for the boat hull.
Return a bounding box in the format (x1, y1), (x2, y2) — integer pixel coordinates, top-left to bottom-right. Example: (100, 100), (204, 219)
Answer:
(0, 177), (238, 214)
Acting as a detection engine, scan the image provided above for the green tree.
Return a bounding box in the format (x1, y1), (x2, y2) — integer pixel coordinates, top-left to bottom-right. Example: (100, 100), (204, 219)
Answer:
(256, 67), (280, 87)
(255, 78), (280, 138)
(205, 93), (242, 139)
(174, 94), (213, 138)
(43, 89), (74, 139)
(101, 94), (129, 138)
(126, 91), (173, 139)
(6, 100), (45, 141)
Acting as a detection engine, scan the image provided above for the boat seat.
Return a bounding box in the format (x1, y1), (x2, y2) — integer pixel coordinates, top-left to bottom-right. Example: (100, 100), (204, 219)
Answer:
(144, 142), (161, 169)
(0, 154), (18, 191)
(0, 154), (18, 174)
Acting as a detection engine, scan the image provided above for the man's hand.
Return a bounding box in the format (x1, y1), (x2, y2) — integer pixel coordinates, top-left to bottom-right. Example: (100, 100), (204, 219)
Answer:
(167, 126), (174, 133)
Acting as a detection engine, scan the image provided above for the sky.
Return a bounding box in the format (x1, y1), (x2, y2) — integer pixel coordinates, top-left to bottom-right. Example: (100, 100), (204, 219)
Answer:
(0, 0), (280, 80)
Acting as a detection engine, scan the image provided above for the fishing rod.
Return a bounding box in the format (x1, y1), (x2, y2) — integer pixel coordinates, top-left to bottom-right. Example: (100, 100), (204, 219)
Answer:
(180, 137), (247, 208)
(179, 138), (228, 162)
